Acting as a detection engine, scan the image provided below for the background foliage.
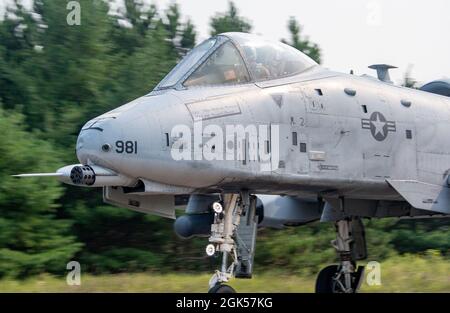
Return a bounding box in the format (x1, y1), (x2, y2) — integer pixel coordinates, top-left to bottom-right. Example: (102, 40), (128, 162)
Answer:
(0, 0), (448, 278)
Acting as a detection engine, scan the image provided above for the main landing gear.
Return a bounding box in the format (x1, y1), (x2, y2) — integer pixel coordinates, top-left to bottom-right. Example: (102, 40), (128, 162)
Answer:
(315, 217), (367, 293)
(206, 192), (258, 293)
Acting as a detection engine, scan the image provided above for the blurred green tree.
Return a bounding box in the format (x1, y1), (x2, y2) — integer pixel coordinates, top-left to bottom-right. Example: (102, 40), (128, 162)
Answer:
(180, 19), (197, 52)
(282, 16), (321, 64)
(109, 0), (156, 55)
(0, 108), (82, 277)
(210, 1), (252, 36)
(163, 3), (197, 57)
(107, 1), (194, 104)
(0, 0), (114, 155)
(0, 2), (41, 119)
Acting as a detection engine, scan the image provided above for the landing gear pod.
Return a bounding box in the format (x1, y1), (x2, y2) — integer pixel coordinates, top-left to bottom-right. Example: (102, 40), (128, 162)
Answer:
(173, 213), (215, 239)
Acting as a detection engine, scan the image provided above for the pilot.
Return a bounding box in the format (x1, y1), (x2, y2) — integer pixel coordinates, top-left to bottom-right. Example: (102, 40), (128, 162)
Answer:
(243, 45), (271, 80)
(265, 48), (284, 78)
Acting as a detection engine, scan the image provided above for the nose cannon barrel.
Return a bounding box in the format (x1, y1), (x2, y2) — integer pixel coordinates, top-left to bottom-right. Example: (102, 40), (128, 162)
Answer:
(57, 164), (135, 187)
(70, 165), (96, 185)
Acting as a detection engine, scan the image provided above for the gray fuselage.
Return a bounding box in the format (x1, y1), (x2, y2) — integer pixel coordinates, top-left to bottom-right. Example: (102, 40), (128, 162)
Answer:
(76, 66), (450, 205)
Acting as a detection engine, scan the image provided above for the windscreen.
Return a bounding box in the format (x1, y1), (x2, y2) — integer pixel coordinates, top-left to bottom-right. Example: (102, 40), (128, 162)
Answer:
(156, 38), (217, 89)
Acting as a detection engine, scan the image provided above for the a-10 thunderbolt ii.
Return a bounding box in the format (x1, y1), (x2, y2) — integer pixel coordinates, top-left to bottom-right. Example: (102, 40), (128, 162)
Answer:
(15, 33), (450, 293)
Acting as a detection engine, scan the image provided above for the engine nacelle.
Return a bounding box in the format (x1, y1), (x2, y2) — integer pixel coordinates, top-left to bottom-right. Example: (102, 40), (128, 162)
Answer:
(420, 79), (450, 97)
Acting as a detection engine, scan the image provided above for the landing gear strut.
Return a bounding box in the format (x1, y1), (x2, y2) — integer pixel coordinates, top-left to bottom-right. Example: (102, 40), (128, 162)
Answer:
(206, 192), (258, 293)
(315, 217), (366, 293)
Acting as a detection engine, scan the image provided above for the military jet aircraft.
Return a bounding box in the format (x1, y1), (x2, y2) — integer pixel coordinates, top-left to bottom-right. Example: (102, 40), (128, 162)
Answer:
(15, 32), (450, 293)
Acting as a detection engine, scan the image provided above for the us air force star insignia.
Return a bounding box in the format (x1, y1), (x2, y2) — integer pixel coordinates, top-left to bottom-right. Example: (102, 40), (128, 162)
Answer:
(361, 111), (396, 141)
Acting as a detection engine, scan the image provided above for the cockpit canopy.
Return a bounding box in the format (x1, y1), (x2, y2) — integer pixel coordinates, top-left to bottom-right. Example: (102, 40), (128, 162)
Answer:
(155, 32), (318, 90)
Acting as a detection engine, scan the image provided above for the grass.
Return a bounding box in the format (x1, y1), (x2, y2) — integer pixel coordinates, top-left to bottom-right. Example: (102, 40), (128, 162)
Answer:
(0, 253), (448, 292)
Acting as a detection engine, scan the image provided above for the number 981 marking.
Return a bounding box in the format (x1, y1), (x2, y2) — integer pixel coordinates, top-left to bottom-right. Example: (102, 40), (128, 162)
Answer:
(115, 140), (137, 154)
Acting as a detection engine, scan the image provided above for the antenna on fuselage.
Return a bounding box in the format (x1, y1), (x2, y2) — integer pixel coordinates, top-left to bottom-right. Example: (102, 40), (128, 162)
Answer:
(368, 64), (397, 84)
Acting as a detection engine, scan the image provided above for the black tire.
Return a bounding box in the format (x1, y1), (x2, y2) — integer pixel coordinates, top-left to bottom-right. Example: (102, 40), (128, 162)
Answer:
(315, 265), (339, 293)
(208, 284), (236, 293)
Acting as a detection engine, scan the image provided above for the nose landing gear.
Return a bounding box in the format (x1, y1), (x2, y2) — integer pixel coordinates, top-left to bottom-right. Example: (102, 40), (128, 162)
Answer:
(206, 192), (258, 293)
(315, 217), (367, 293)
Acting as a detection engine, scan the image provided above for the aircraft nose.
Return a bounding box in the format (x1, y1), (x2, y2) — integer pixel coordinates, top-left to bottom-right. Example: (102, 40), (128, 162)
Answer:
(76, 118), (117, 165)
(76, 128), (102, 165)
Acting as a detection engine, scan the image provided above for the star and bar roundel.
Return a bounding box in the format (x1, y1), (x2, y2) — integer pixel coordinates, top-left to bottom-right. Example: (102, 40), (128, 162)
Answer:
(361, 111), (396, 141)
